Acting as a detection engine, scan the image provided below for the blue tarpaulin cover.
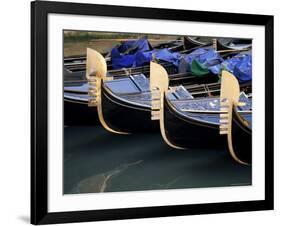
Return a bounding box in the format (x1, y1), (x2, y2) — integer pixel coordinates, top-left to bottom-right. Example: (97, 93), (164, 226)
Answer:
(135, 49), (182, 67)
(116, 38), (152, 54)
(178, 48), (223, 75)
(111, 38), (181, 69)
(221, 54), (252, 82)
(111, 40), (252, 82)
(111, 38), (152, 69)
(178, 47), (252, 81)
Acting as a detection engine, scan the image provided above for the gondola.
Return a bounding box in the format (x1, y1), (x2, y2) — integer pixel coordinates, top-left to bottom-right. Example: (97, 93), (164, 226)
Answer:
(214, 38), (252, 52)
(64, 54), (179, 126)
(183, 36), (213, 52)
(184, 36), (208, 49)
(64, 60), (180, 126)
(65, 42), (251, 126)
(65, 48), (219, 127)
(150, 64), (252, 154)
(158, 93), (251, 149)
(219, 71), (252, 165)
(65, 41), (225, 126)
(85, 48), (227, 132)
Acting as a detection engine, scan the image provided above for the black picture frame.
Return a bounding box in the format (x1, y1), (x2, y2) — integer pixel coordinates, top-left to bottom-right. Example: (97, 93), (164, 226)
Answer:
(31, 0), (274, 224)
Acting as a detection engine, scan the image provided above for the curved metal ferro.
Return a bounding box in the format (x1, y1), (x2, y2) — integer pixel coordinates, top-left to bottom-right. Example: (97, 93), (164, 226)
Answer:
(219, 70), (249, 165)
(150, 62), (185, 150)
(86, 48), (129, 134)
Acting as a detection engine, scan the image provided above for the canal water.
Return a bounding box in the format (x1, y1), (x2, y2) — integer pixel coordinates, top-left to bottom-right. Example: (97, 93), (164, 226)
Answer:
(64, 125), (251, 194)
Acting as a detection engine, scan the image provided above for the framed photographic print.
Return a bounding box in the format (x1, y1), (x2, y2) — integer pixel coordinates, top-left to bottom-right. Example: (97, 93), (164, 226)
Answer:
(31, 0), (274, 224)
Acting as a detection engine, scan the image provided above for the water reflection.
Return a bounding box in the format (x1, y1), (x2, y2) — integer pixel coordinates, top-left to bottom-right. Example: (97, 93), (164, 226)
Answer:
(64, 126), (251, 194)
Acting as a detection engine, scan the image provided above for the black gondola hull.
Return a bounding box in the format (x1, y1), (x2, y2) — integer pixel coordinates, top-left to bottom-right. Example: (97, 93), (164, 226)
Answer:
(101, 85), (158, 133)
(163, 98), (227, 149)
(63, 71), (218, 127)
(230, 109), (252, 164)
(64, 98), (99, 126)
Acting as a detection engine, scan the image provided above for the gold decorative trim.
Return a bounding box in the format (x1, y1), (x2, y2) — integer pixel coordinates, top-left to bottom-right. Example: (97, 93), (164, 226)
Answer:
(150, 62), (185, 150)
(219, 70), (249, 165)
(86, 48), (129, 134)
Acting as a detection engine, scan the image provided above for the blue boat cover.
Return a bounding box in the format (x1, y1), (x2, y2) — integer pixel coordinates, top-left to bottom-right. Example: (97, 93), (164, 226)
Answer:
(178, 47), (252, 81)
(221, 54), (252, 82)
(111, 50), (136, 69)
(178, 48), (223, 75)
(111, 38), (153, 69)
(111, 38), (181, 69)
(135, 49), (182, 67)
(111, 40), (252, 82)
(116, 38), (152, 55)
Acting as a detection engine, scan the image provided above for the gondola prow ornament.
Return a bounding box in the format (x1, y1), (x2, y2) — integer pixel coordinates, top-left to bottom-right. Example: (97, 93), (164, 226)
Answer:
(86, 48), (107, 107)
(150, 62), (185, 149)
(219, 70), (250, 165)
(86, 48), (128, 134)
(150, 62), (169, 120)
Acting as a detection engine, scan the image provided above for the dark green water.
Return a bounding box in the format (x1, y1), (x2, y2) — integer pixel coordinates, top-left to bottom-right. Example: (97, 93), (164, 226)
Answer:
(64, 126), (251, 194)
